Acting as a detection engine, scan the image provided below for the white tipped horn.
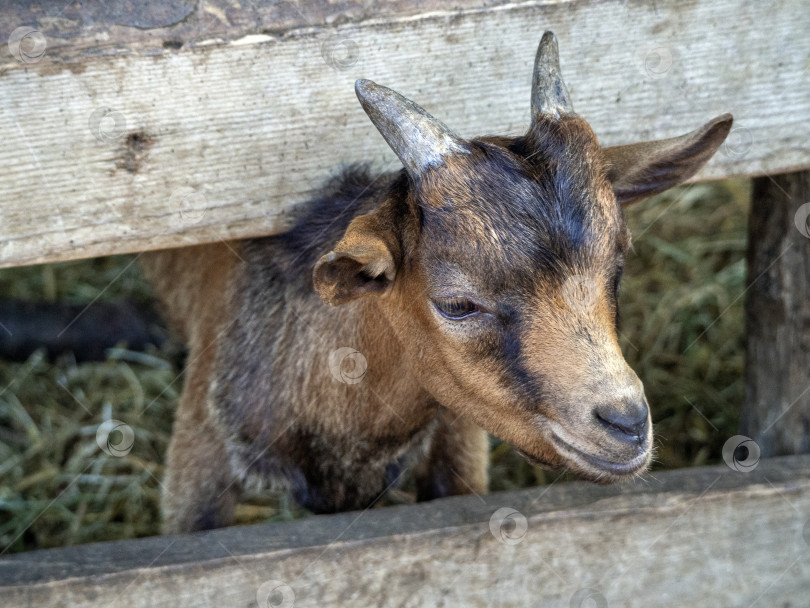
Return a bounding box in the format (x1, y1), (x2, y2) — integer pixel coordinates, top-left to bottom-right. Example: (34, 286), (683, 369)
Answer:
(355, 79), (469, 178)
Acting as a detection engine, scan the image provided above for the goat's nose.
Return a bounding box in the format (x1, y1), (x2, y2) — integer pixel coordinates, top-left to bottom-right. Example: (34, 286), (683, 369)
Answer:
(594, 399), (649, 443)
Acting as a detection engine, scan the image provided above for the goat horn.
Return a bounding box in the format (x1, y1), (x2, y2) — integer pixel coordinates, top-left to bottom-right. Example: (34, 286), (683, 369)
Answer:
(531, 31), (574, 119)
(355, 79), (469, 178)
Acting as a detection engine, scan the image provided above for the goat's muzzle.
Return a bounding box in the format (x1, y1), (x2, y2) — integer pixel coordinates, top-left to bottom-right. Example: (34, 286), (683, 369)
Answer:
(544, 392), (652, 482)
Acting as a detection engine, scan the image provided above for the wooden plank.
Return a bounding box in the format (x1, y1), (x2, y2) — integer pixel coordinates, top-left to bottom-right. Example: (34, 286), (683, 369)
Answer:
(741, 171), (810, 455)
(1, 0), (808, 268)
(0, 0), (525, 54)
(1, 455), (809, 607)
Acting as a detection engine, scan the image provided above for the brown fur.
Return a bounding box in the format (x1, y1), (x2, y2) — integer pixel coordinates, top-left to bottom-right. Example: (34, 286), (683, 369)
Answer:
(142, 45), (732, 534)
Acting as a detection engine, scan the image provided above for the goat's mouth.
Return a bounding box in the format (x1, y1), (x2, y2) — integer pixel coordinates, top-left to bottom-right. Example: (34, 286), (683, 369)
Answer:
(515, 417), (651, 481)
(548, 432), (650, 480)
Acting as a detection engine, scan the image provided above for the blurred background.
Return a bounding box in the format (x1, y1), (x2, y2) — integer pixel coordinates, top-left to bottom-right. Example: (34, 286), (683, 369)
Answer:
(0, 178), (749, 553)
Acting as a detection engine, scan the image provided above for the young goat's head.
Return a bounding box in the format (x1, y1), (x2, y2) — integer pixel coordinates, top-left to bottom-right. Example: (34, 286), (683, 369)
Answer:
(314, 32), (732, 482)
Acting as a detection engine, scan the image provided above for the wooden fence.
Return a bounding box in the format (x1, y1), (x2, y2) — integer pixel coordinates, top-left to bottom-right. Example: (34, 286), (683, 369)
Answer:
(2, 455), (809, 607)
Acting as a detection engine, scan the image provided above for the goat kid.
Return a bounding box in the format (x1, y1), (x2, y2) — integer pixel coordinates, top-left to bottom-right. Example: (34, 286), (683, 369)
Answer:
(142, 32), (732, 533)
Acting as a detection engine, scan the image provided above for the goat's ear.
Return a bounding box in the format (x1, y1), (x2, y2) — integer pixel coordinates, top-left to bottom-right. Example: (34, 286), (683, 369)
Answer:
(602, 114), (733, 206)
(313, 213), (399, 306)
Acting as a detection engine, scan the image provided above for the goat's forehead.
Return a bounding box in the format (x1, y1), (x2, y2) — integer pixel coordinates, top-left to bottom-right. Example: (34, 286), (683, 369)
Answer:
(420, 224), (622, 298)
(416, 139), (625, 285)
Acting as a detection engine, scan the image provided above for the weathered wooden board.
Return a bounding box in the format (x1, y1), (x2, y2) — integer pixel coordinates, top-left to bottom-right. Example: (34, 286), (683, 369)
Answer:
(1, 0), (808, 268)
(742, 171), (810, 456)
(0, 0), (526, 52)
(1, 455), (809, 607)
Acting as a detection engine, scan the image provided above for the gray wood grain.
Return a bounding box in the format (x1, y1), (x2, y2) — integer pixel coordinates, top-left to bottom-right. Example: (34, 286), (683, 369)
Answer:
(1, 455), (809, 607)
(0, 0), (808, 268)
(742, 171), (810, 456)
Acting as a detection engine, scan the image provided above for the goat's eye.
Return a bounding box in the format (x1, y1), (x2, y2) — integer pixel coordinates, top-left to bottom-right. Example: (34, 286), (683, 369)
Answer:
(433, 297), (480, 320)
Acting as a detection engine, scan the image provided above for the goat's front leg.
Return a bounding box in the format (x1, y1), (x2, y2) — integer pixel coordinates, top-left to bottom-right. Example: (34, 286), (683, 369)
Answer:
(161, 349), (239, 534)
(415, 406), (489, 501)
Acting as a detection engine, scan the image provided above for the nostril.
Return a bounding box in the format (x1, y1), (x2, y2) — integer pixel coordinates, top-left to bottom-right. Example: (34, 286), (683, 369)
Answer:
(595, 402), (648, 443)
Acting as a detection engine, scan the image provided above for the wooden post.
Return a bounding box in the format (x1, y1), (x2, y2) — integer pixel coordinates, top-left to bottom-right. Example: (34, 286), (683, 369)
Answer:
(741, 170), (810, 455)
